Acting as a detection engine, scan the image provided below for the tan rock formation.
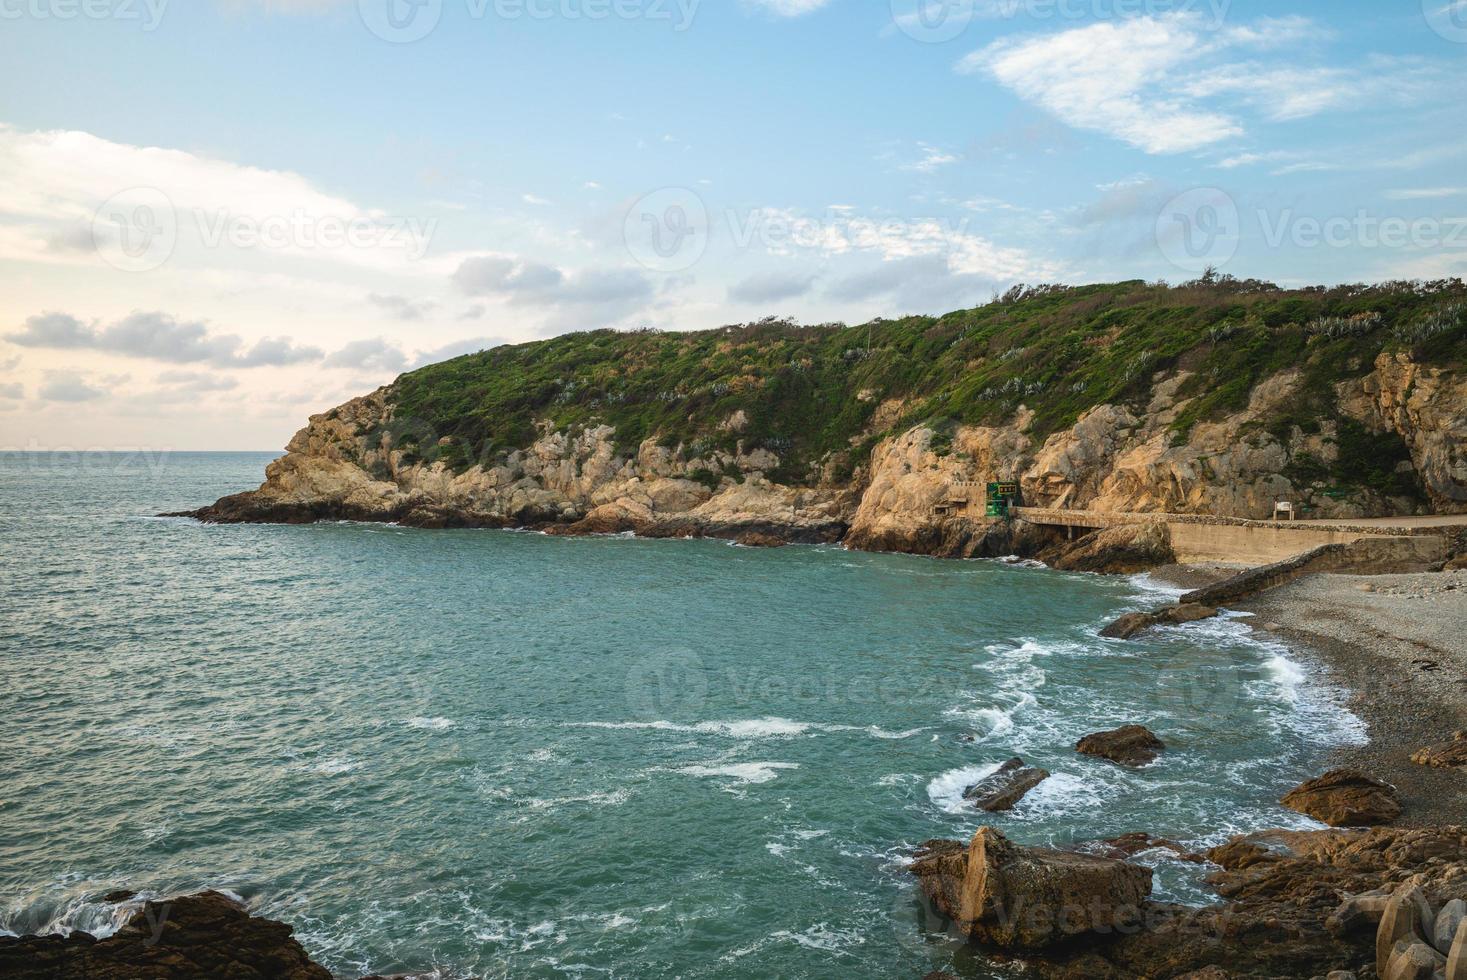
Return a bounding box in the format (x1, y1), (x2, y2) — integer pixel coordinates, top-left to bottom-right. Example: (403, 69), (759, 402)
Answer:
(910, 827), (1152, 950)
(1282, 769), (1403, 827)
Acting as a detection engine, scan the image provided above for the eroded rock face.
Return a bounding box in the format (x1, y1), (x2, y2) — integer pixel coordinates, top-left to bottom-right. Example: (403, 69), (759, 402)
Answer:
(910, 827), (1153, 950)
(1048, 522), (1176, 574)
(191, 391), (849, 542)
(1282, 769), (1403, 827)
(0, 891), (332, 980)
(189, 353), (1463, 546)
(1075, 725), (1166, 767)
(1342, 353), (1467, 515)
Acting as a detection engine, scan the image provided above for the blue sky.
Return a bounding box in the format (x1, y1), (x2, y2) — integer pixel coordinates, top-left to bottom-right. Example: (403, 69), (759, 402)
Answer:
(1, 0), (1465, 448)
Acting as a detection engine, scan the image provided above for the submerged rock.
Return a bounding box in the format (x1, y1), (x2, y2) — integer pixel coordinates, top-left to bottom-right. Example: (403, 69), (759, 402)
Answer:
(1281, 769), (1402, 827)
(1099, 603), (1219, 639)
(963, 757), (1051, 812)
(733, 531), (789, 548)
(910, 826), (1152, 950)
(1086, 833), (1206, 865)
(0, 891), (332, 980)
(1075, 725), (1166, 766)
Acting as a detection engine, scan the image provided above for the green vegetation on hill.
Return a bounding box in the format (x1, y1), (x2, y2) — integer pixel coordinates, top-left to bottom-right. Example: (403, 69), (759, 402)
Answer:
(387, 276), (1466, 492)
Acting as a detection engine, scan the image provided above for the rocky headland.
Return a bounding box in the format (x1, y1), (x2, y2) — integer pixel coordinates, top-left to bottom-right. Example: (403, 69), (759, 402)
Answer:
(180, 281), (1467, 570)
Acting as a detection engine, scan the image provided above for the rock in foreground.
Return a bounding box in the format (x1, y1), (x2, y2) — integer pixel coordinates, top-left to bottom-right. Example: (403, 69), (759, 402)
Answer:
(963, 757), (1051, 812)
(914, 825), (1467, 978)
(1282, 769), (1403, 827)
(910, 826), (1152, 950)
(1075, 725), (1166, 766)
(0, 891), (331, 980)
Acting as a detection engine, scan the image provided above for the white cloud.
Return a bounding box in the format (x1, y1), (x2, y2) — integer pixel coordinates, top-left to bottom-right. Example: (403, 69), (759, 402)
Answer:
(5, 311), (323, 367)
(743, 0), (831, 16)
(0, 124), (436, 274)
(964, 15), (1242, 154)
(961, 14), (1436, 156)
(323, 338), (408, 372)
(367, 293), (439, 321)
(728, 271), (817, 304)
(38, 370), (106, 403)
(1385, 187), (1467, 201)
(901, 143), (959, 174)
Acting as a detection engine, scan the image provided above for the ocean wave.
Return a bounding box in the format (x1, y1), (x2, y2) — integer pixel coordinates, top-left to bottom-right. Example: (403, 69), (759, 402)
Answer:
(926, 761), (1002, 813)
(405, 716), (457, 731)
(675, 762), (800, 784)
(570, 717), (926, 740)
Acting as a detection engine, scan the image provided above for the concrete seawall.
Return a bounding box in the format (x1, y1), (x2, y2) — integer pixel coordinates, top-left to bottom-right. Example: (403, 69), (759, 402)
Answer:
(1010, 507), (1454, 566)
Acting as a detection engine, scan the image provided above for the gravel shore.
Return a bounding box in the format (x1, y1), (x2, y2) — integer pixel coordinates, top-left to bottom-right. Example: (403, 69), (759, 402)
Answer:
(1237, 569), (1467, 826)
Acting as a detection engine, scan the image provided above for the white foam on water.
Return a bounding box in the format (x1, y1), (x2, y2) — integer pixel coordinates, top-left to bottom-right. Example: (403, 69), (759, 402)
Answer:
(1263, 654), (1307, 691)
(926, 761), (1002, 813)
(1127, 571), (1189, 602)
(675, 762), (800, 784)
(405, 716), (456, 731)
(572, 717), (925, 740)
(703, 718), (811, 738)
(1007, 769), (1125, 820)
(771, 923), (866, 952)
(862, 725), (929, 740)
(522, 789), (630, 810)
(303, 756), (361, 775)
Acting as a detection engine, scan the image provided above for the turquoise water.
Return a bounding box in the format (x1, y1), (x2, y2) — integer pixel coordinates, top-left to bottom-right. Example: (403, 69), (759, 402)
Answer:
(0, 452), (1363, 978)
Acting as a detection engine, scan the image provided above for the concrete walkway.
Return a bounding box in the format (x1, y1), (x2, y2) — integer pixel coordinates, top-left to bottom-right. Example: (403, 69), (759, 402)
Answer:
(1010, 507), (1463, 564)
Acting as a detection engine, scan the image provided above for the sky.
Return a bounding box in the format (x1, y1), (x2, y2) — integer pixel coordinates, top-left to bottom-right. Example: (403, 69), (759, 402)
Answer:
(1, 0), (1465, 449)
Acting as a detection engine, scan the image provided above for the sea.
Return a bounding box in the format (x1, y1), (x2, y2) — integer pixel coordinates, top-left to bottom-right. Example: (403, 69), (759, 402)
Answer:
(0, 451), (1366, 978)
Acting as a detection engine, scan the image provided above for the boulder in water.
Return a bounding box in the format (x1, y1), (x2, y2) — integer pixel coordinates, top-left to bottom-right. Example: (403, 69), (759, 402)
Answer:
(1099, 604), (1218, 639)
(963, 758), (1051, 812)
(1076, 725), (1166, 766)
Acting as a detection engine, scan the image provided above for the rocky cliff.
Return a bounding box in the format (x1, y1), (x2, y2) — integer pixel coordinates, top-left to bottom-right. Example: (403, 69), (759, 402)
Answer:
(189, 280), (1467, 560)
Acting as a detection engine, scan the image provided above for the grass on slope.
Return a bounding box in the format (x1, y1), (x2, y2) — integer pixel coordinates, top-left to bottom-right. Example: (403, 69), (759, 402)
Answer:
(386, 275), (1466, 494)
